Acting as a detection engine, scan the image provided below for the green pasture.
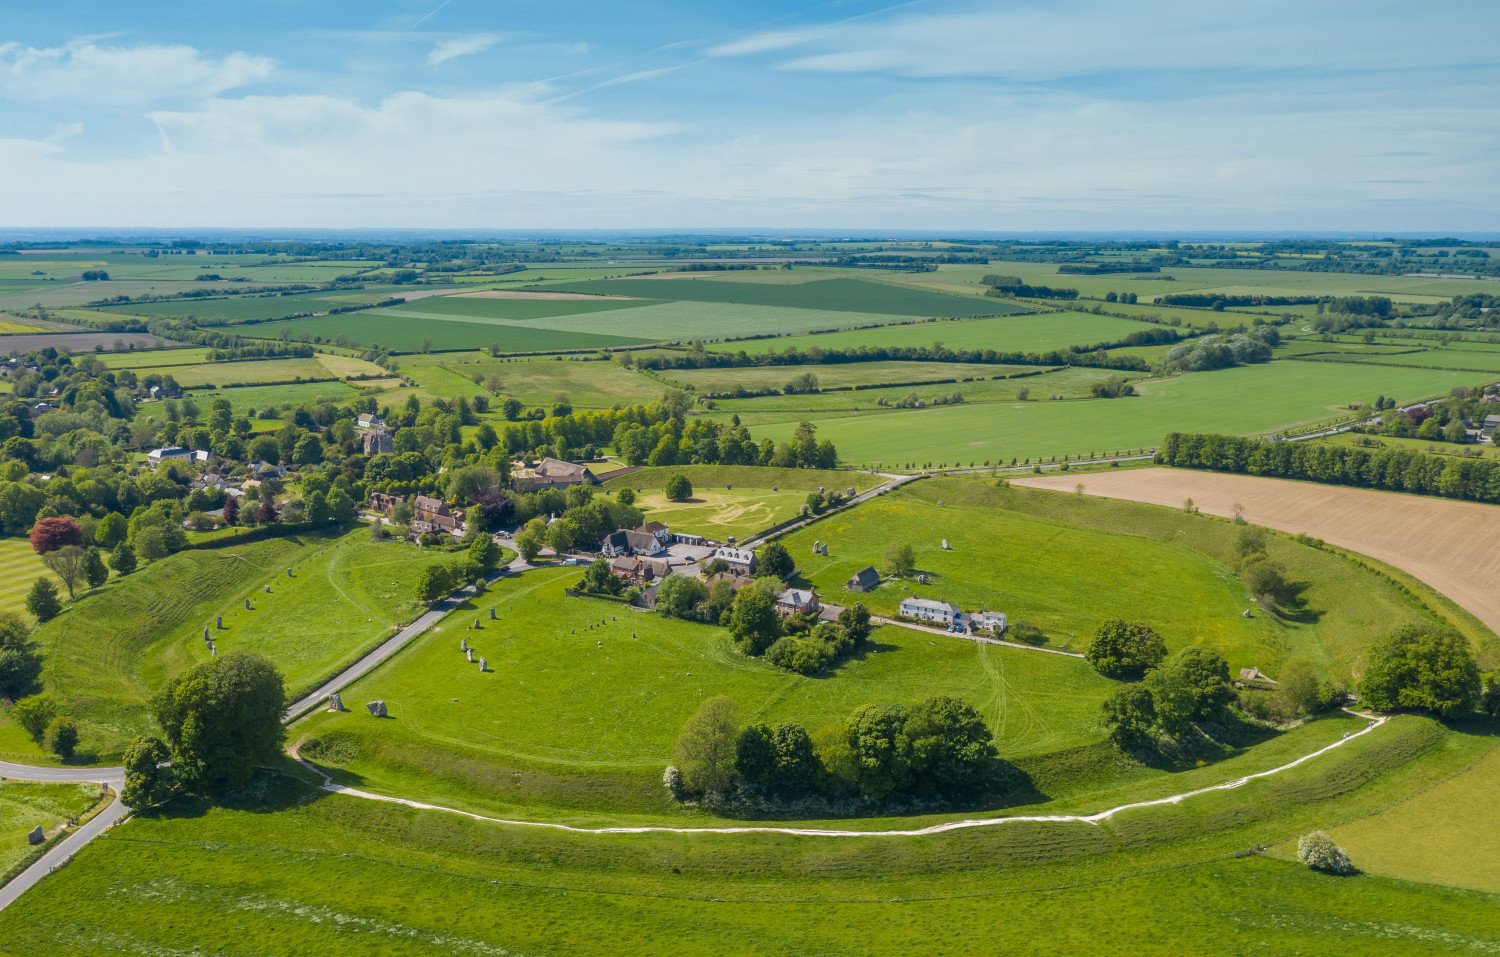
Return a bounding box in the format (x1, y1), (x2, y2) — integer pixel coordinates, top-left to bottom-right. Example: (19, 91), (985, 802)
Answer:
(1314, 431), (1500, 461)
(746, 360), (1491, 465)
(534, 277), (1024, 318)
(0, 538), (52, 621)
(130, 357), (335, 388)
(388, 293), (660, 323)
(660, 359), (1032, 394)
(97, 286), (432, 325)
(706, 366), (1141, 413)
(9, 528), (451, 759)
(242, 312), (650, 353)
(174, 380), (368, 415)
(292, 566), (1114, 819)
(97, 347), (211, 369)
(404, 354), (665, 408)
(783, 478), (1445, 674)
(0, 781), (104, 876)
(608, 465), (881, 541)
(716, 311), (1152, 355)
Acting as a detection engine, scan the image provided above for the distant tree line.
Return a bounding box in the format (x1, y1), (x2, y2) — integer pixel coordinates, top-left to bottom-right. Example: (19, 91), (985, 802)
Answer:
(1157, 431), (1500, 504)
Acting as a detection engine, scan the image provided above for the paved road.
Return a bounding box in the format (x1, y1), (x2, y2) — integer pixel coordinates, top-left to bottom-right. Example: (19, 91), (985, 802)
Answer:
(0, 762), (127, 913)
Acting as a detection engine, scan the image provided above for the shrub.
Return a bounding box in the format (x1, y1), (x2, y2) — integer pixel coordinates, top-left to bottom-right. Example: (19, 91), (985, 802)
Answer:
(1085, 619), (1166, 680)
(10, 694), (58, 741)
(665, 474), (693, 502)
(25, 577), (61, 624)
(44, 716), (79, 760)
(1297, 831), (1356, 875)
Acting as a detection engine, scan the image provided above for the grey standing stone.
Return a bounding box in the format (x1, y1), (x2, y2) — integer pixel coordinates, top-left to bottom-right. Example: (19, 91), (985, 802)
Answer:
(27, 826), (43, 846)
(244, 597), (252, 610)
(328, 693), (345, 712)
(474, 618), (481, 629)
(366, 700), (387, 718)
(210, 645), (217, 657)
(265, 584), (271, 593)
(216, 615), (223, 629)
(461, 637), (469, 653)
(466, 648), (474, 663)
(288, 567), (294, 578)
(204, 627), (211, 642)
(479, 657), (487, 672)
(489, 607), (496, 620)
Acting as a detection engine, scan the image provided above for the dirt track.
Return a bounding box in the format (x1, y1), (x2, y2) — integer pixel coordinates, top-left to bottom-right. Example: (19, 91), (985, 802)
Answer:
(1016, 467), (1500, 636)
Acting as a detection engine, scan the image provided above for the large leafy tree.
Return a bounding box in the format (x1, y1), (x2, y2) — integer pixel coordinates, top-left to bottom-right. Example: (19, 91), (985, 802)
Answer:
(121, 736), (177, 810)
(673, 696), (739, 796)
(1085, 619), (1168, 680)
(757, 542), (794, 580)
(1361, 625), (1480, 719)
(29, 516), (82, 554)
(152, 651), (286, 791)
(728, 586), (781, 656)
(1145, 647), (1233, 735)
(900, 696), (996, 801)
(846, 704), (911, 802)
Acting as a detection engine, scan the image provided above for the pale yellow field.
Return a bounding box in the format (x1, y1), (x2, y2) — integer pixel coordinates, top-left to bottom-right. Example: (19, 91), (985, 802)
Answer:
(314, 353), (389, 378)
(1017, 467), (1500, 637)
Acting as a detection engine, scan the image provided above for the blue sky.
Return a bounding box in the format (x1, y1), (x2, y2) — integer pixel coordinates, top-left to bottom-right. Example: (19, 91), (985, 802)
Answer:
(0, 0), (1496, 231)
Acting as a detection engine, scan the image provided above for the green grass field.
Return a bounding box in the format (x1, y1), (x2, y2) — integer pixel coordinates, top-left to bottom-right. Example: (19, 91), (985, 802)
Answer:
(175, 380), (367, 415)
(535, 277), (1026, 318)
(660, 360), (1032, 395)
(8, 528), (452, 760)
(96, 347), (212, 369)
(782, 478), (1448, 674)
(130, 357), (336, 387)
(718, 311), (1150, 355)
(386, 293), (662, 323)
(97, 286), (433, 324)
(242, 312), (652, 353)
(0, 781), (104, 876)
(744, 360), (1492, 466)
(401, 353), (666, 408)
(291, 565), (1116, 820)
(606, 465), (882, 541)
(0, 538), (51, 621)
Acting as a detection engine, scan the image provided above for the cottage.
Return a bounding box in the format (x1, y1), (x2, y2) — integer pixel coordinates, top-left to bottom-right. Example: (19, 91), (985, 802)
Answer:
(846, 566), (880, 592)
(898, 597), (962, 626)
(600, 528), (666, 558)
(705, 571), (755, 592)
(637, 521), (673, 548)
(147, 446), (193, 467)
(1483, 414), (1500, 439)
(776, 588), (821, 617)
(512, 457), (599, 492)
(356, 412), (386, 430)
(610, 555), (672, 585)
(970, 611), (1007, 633)
(413, 495), (463, 535)
(368, 491), (402, 514)
(712, 545), (757, 576)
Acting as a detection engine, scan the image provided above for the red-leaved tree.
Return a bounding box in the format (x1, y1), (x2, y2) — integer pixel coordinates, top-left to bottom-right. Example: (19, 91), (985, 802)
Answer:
(29, 516), (83, 554)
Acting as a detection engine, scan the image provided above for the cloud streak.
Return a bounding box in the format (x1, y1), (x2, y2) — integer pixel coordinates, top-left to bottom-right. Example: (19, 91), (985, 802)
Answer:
(427, 34), (502, 65)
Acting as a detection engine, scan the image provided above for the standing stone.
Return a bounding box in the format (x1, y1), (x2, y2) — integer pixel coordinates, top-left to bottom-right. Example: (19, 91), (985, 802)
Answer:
(27, 826), (43, 846)
(366, 700), (387, 718)
(210, 645), (218, 657)
(287, 567), (294, 578)
(328, 693), (345, 712)
(474, 618), (481, 629)
(244, 597), (252, 610)
(466, 649), (474, 663)
(265, 584), (271, 593)
(461, 637), (469, 653)
(204, 627), (211, 642)
(216, 615), (223, 629)
(479, 657), (487, 672)
(489, 607), (497, 620)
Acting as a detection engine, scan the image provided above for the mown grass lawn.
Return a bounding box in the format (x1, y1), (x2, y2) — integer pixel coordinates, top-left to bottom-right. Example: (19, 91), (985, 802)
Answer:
(9, 527), (454, 760)
(0, 537), (51, 621)
(0, 780), (103, 876)
(781, 477), (1451, 677)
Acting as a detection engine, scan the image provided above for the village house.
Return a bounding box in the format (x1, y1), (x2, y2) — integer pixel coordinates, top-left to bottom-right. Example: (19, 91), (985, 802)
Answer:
(776, 587), (821, 617)
(512, 457), (599, 493)
(147, 446), (193, 467)
(846, 566), (880, 592)
(970, 611), (1007, 633)
(412, 495), (463, 535)
(704, 570), (755, 592)
(610, 555), (673, 586)
(362, 426), (393, 455)
(356, 412), (386, 430)
(1483, 414), (1500, 440)
(712, 545), (757, 576)
(601, 526), (668, 558)
(368, 491), (402, 514)
(898, 597), (962, 627)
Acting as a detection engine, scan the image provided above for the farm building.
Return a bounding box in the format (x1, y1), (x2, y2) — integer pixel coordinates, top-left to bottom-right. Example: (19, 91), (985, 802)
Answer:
(610, 555), (673, 585)
(512, 457), (599, 493)
(776, 588), (821, 617)
(712, 545), (757, 576)
(1484, 414), (1500, 439)
(846, 566), (880, 591)
(898, 597), (962, 626)
(356, 412), (386, 430)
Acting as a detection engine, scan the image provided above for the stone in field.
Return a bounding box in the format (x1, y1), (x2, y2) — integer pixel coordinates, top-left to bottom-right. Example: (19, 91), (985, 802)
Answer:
(366, 700), (387, 718)
(328, 693), (345, 712)
(27, 826), (44, 845)
(479, 657), (487, 672)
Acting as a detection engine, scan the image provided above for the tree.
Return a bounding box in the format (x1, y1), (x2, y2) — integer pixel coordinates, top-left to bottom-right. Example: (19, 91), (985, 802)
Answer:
(757, 541), (794, 580)
(26, 577), (61, 623)
(326, 488), (356, 524)
(1146, 647), (1233, 735)
(152, 651), (286, 791)
(1297, 831), (1356, 875)
(581, 557), (621, 595)
(664, 473), (693, 502)
(770, 723), (821, 797)
(43, 716), (79, 760)
(41, 545), (88, 600)
(735, 723), (779, 789)
(121, 736), (178, 810)
(845, 704), (910, 802)
(1276, 658), (1322, 716)
(901, 696), (996, 801)
(29, 516), (82, 554)
(0, 612), (40, 698)
(93, 512), (128, 550)
(466, 533), (502, 576)
(10, 694), (57, 742)
(1102, 684), (1157, 748)
(417, 563), (456, 603)
(1085, 619), (1167, 680)
(222, 495), (240, 527)
(82, 547), (108, 589)
(292, 433), (324, 465)
(134, 526), (169, 562)
(883, 541), (915, 578)
(1242, 557), (1289, 603)
(656, 574), (708, 619)
(109, 543), (137, 576)
(837, 603), (872, 646)
(247, 435), (280, 464)
(728, 586), (781, 656)
(1361, 625), (1480, 718)
(514, 518), (545, 563)
(673, 696), (739, 796)
(545, 516), (580, 554)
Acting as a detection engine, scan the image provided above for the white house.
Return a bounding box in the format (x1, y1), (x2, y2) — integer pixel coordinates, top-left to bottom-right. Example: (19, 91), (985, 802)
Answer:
(357, 413), (386, 430)
(713, 545), (757, 576)
(970, 611), (1007, 633)
(898, 597), (962, 626)
(147, 447), (193, 467)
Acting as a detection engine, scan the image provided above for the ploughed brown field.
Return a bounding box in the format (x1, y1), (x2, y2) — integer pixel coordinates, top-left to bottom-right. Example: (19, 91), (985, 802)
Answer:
(1016, 467), (1500, 636)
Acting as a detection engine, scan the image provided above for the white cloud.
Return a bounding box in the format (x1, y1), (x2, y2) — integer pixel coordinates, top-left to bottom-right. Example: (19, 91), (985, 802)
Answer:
(705, 29), (818, 58)
(0, 40), (272, 105)
(426, 34), (502, 66)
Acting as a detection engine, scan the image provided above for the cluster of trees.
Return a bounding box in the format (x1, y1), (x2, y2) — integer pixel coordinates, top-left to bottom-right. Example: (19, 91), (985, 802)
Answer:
(0, 612), (41, 704)
(9, 692), (81, 760)
(1162, 327), (1279, 372)
(1089, 375), (1137, 398)
(1096, 637), (1236, 748)
(1361, 625), (1482, 719)
(1356, 391), (1491, 444)
(981, 276), (1080, 300)
(1157, 431), (1500, 504)
(122, 651), (287, 809)
(875, 391), (965, 408)
(414, 534), (506, 601)
(614, 414), (838, 471)
(1155, 293), (1324, 309)
(670, 694), (1003, 810)
(204, 342), (315, 361)
(510, 486), (645, 562)
(1102, 292), (1140, 303)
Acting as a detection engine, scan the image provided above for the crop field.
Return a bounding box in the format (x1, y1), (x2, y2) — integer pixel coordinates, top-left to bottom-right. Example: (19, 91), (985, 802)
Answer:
(0, 782), (104, 876)
(785, 478), (1446, 673)
(533, 276), (1026, 318)
(242, 311), (651, 353)
(718, 311), (1152, 355)
(0, 538), (51, 620)
(0, 332), (177, 354)
(13, 529), (453, 759)
(385, 292), (658, 323)
(706, 366), (1142, 413)
(607, 465), (881, 541)
(408, 353), (665, 408)
(293, 567), (1116, 818)
(131, 357), (336, 388)
(0, 318), (47, 335)
(97, 286), (436, 325)
(1016, 467), (1500, 660)
(745, 360), (1491, 466)
(660, 359), (1032, 395)
(96, 347), (211, 368)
